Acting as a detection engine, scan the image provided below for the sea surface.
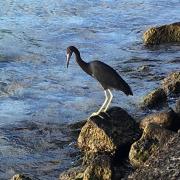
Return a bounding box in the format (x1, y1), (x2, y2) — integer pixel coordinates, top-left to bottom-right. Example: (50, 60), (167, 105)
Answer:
(0, 0), (179, 179)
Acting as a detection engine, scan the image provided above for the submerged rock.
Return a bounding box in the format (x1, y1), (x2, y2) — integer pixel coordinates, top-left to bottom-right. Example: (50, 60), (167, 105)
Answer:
(161, 71), (180, 95)
(11, 174), (32, 180)
(129, 123), (174, 167)
(128, 132), (180, 180)
(78, 107), (140, 154)
(142, 88), (167, 109)
(143, 22), (180, 45)
(140, 108), (179, 131)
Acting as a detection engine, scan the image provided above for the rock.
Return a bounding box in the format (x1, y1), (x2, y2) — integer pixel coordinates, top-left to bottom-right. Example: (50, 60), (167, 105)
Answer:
(11, 174), (32, 180)
(143, 22), (180, 45)
(59, 155), (111, 180)
(129, 123), (175, 167)
(140, 108), (179, 131)
(175, 98), (180, 115)
(59, 166), (85, 180)
(161, 71), (180, 95)
(60, 107), (140, 180)
(137, 65), (150, 72)
(142, 88), (167, 109)
(78, 107), (141, 154)
(128, 132), (180, 180)
(83, 154), (112, 180)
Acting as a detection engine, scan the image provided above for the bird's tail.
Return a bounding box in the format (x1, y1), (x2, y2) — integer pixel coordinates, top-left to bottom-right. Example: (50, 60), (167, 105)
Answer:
(126, 86), (133, 96)
(122, 81), (133, 96)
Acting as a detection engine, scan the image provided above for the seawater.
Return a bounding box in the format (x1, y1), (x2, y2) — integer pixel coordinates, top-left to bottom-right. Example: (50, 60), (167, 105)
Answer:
(0, 0), (179, 179)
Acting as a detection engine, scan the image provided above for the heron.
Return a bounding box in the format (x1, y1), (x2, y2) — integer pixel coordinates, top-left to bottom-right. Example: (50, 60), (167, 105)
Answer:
(66, 46), (133, 116)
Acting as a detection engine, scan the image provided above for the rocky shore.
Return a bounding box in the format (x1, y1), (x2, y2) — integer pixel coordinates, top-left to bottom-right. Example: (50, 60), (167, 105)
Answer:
(58, 71), (180, 180)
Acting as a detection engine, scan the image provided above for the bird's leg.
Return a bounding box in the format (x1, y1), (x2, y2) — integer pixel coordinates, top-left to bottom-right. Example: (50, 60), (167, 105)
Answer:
(103, 89), (113, 112)
(90, 90), (108, 117)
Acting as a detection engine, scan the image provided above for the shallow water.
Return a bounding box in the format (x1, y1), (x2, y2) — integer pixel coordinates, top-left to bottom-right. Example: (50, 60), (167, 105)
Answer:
(0, 0), (179, 179)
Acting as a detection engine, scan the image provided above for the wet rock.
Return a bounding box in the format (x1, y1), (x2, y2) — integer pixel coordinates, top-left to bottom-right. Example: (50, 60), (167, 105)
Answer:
(140, 108), (179, 131)
(143, 22), (180, 45)
(142, 88), (167, 109)
(129, 123), (174, 167)
(59, 155), (111, 180)
(59, 166), (85, 180)
(137, 65), (150, 72)
(83, 154), (111, 180)
(128, 132), (180, 180)
(78, 107), (141, 154)
(175, 98), (180, 115)
(161, 71), (180, 95)
(11, 174), (32, 180)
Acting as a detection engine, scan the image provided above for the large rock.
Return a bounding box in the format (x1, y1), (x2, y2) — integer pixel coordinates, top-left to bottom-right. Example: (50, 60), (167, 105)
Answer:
(129, 123), (175, 167)
(143, 22), (180, 45)
(140, 108), (179, 131)
(161, 71), (180, 95)
(78, 107), (140, 154)
(128, 132), (180, 179)
(60, 107), (141, 180)
(142, 88), (167, 109)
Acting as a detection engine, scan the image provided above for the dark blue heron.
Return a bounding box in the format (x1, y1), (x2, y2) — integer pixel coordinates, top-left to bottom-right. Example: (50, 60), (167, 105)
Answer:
(66, 46), (133, 116)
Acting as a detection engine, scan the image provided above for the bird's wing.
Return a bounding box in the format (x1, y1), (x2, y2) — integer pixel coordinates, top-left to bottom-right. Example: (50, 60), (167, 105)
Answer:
(89, 61), (133, 95)
(90, 61), (122, 87)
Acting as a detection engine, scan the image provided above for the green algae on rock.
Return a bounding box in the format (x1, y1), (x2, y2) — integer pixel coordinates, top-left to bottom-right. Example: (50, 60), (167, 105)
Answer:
(129, 123), (174, 167)
(128, 131), (180, 180)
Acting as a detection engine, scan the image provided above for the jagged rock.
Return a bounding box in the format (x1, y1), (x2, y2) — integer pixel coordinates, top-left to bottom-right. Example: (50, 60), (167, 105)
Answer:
(161, 71), (180, 95)
(11, 174), (32, 180)
(142, 88), (167, 109)
(83, 154), (111, 180)
(59, 166), (85, 180)
(59, 155), (111, 180)
(78, 107), (140, 154)
(128, 132), (180, 180)
(143, 22), (180, 45)
(140, 108), (179, 131)
(129, 123), (175, 167)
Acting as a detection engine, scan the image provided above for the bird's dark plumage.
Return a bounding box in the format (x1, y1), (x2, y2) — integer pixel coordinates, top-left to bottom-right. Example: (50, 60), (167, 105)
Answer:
(66, 46), (133, 96)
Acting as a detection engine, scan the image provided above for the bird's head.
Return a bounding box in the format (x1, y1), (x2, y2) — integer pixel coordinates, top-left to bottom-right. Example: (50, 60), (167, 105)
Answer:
(66, 47), (73, 68)
(66, 46), (80, 68)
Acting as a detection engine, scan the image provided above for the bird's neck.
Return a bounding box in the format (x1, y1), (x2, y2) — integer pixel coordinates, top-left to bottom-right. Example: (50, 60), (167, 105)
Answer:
(74, 52), (90, 75)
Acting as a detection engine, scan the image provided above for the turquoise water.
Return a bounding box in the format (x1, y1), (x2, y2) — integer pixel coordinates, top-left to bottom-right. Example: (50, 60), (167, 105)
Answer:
(0, 0), (179, 179)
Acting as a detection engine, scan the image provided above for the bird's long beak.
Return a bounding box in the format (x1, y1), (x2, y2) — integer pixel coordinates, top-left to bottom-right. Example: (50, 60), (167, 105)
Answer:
(66, 53), (71, 68)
